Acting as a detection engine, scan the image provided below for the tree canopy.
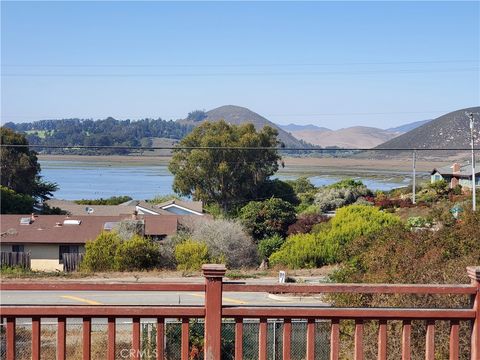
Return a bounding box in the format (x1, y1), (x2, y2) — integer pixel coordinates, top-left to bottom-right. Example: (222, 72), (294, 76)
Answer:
(0, 127), (57, 210)
(168, 120), (281, 211)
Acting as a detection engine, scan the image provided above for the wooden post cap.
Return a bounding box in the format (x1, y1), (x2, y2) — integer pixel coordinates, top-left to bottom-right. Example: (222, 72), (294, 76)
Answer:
(467, 266), (480, 282)
(202, 264), (227, 277)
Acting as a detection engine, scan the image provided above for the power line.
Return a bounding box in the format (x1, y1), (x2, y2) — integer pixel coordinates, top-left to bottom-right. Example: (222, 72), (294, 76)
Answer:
(1, 144), (479, 151)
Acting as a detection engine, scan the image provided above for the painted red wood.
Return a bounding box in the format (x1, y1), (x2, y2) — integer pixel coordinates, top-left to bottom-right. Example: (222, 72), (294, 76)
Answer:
(221, 307), (474, 320)
(468, 267), (480, 360)
(83, 317), (91, 360)
(330, 319), (340, 360)
(283, 319), (292, 360)
(107, 318), (115, 360)
(157, 318), (165, 360)
(259, 318), (268, 360)
(202, 264), (226, 360)
(132, 317), (141, 360)
(6, 317), (15, 360)
(57, 317), (66, 360)
(425, 320), (435, 360)
(0, 282), (204, 292)
(181, 318), (189, 360)
(449, 320), (459, 360)
(32, 317), (41, 360)
(235, 318), (243, 360)
(402, 320), (411, 360)
(354, 319), (364, 360)
(378, 320), (387, 360)
(306, 319), (315, 360)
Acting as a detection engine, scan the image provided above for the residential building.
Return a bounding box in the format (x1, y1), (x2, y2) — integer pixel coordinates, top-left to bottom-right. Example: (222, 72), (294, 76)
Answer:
(431, 162), (480, 189)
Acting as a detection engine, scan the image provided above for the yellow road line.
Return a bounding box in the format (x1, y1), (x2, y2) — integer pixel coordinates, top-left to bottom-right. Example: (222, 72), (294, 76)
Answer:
(61, 295), (103, 305)
(188, 293), (247, 305)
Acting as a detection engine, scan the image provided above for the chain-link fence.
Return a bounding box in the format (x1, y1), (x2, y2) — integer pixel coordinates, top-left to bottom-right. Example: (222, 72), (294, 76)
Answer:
(1, 318), (331, 360)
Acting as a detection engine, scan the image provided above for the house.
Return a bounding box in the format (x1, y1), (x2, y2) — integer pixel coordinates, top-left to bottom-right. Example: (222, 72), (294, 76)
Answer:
(431, 162), (480, 189)
(45, 199), (137, 216)
(136, 199), (204, 216)
(0, 214), (178, 271)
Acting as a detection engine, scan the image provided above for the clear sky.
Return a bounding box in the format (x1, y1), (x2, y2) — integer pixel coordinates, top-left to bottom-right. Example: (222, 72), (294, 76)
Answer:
(1, 1), (479, 129)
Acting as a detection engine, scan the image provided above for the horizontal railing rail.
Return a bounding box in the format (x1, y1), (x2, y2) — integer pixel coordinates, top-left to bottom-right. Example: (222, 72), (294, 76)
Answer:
(1, 264), (479, 360)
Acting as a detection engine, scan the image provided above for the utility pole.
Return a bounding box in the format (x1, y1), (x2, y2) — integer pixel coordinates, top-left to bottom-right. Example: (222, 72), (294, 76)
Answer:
(468, 112), (477, 211)
(412, 150), (416, 204)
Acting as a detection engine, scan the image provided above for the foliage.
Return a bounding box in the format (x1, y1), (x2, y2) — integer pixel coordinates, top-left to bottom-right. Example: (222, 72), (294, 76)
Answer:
(258, 234), (285, 259)
(406, 216), (430, 228)
(327, 178), (365, 189)
(81, 232), (121, 272)
(287, 213), (330, 235)
(186, 110), (207, 122)
(168, 120), (280, 211)
(0, 186), (35, 214)
(239, 197), (296, 241)
(270, 205), (401, 268)
(114, 235), (161, 271)
(372, 193), (413, 210)
(113, 220), (144, 241)
(257, 179), (298, 205)
(312, 183), (371, 213)
(285, 176), (316, 194)
(147, 194), (179, 204)
(427, 179), (449, 196)
(4, 118), (193, 155)
(74, 196), (132, 205)
(0, 127), (57, 202)
(331, 210), (480, 358)
(269, 233), (326, 269)
(189, 219), (257, 268)
(174, 240), (210, 271)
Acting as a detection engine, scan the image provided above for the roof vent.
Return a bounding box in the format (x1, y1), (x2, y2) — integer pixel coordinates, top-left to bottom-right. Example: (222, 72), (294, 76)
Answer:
(103, 222), (119, 231)
(63, 219), (82, 225)
(55, 222), (63, 227)
(20, 217), (32, 225)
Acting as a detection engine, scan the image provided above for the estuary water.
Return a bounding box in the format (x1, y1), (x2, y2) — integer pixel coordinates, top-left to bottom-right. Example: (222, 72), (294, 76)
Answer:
(39, 160), (410, 200)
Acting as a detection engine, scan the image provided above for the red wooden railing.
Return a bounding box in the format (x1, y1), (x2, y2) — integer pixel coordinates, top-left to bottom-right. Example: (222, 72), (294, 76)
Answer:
(1, 264), (479, 360)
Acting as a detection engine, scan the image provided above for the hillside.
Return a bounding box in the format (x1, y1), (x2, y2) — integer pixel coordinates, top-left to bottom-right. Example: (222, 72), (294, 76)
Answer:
(181, 105), (311, 148)
(290, 126), (398, 148)
(278, 123), (330, 132)
(386, 119), (431, 133)
(376, 107), (480, 150)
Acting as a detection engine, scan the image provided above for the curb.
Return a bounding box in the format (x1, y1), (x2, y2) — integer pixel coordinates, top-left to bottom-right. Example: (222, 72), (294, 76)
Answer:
(267, 293), (329, 304)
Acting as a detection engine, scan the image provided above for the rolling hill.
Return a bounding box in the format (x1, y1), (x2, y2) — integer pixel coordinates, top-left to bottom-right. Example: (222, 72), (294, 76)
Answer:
(376, 106), (480, 150)
(180, 105), (311, 148)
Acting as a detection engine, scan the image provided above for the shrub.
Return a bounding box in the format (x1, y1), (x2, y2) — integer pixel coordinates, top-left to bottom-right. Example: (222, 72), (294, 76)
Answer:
(285, 176), (316, 194)
(114, 235), (161, 271)
(0, 186), (35, 214)
(427, 179), (449, 196)
(81, 232), (121, 272)
(270, 205), (401, 268)
(269, 233), (327, 269)
(239, 197), (296, 241)
(258, 179), (299, 205)
(328, 178), (364, 189)
(174, 240), (210, 271)
(406, 216), (430, 228)
(313, 183), (370, 213)
(190, 219), (257, 268)
(74, 196), (132, 205)
(258, 234), (285, 259)
(287, 213), (329, 235)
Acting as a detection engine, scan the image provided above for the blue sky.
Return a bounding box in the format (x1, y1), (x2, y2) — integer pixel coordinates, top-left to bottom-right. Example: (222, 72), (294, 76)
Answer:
(1, 1), (479, 129)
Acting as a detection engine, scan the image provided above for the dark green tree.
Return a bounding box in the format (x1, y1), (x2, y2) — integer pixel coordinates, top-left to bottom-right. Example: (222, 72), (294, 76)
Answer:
(0, 127), (58, 206)
(239, 197), (296, 241)
(168, 120), (281, 211)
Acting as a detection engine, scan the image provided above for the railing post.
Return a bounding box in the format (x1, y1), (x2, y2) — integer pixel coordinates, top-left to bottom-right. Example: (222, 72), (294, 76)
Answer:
(467, 266), (480, 360)
(202, 264), (226, 360)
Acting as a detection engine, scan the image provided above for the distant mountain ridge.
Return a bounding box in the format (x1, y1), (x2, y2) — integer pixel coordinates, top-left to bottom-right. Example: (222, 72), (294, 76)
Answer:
(180, 105), (311, 148)
(279, 123), (330, 132)
(386, 119), (431, 133)
(376, 106), (480, 150)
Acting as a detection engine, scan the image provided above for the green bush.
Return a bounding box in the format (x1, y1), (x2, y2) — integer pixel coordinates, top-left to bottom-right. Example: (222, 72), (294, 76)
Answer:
(74, 196), (132, 205)
(328, 178), (365, 189)
(114, 235), (161, 271)
(81, 232), (121, 272)
(239, 197), (296, 241)
(312, 183), (371, 213)
(285, 177), (316, 194)
(406, 216), (430, 228)
(0, 186), (35, 214)
(174, 240), (210, 271)
(258, 234), (285, 259)
(270, 205), (401, 268)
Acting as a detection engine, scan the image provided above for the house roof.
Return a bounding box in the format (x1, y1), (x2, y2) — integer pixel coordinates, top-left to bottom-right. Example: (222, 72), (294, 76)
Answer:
(46, 199), (137, 216)
(0, 214), (179, 244)
(431, 163), (480, 177)
(156, 199), (203, 213)
(143, 215), (178, 236)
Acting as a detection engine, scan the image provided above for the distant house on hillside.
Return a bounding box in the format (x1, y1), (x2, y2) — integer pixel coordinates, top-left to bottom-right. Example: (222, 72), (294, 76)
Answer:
(431, 162), (480, 189)
(0, 214), (179, 271)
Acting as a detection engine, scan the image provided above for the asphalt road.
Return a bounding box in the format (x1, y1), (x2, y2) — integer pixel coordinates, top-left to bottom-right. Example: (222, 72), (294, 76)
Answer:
(0, 290), (328, 307)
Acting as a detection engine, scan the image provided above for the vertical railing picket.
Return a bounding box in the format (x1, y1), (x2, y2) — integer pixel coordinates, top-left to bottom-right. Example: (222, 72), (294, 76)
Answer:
(282, 319), (291, 360)
(132, 317), (141, 360)
(402, 320), (411, 360)
(354, 319), (364, 360)
(449, 320), (459, 360)
(107, 317), (115, 360)
(330, 319), (340, 360)
(259, 318), (268, 360)
(378, 320), (387, 360)
(156, 318), (165, 360)
(467, 266), (480, 360)
(57, 317), (66, 360)
(6, 317), (15, 360)
(425, 320), (435, 360)
(181, 318), (189, 360)
(306, 318), (315, 360)
(235, 318), (243, 360)
(32, 317), (41, 360)
(82, 317), (91, 360)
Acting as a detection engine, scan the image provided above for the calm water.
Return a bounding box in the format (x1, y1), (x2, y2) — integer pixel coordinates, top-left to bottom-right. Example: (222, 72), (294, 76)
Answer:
(39, 160), (410, 200)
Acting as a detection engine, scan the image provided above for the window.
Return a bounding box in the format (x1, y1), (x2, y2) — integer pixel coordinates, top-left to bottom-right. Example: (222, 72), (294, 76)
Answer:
(12, 245), (24, 253)
(59, 245), (79, 264)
